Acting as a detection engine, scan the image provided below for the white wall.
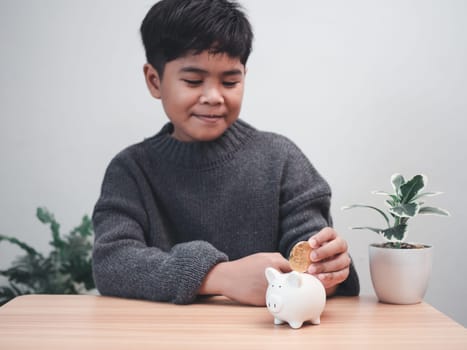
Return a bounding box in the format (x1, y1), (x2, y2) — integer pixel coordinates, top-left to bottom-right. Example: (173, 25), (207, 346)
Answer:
(1, 0), (466, 326)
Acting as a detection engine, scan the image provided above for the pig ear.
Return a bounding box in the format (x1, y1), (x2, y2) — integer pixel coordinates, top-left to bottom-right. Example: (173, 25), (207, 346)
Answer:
(286, 272), (302, 288)
(265, 267), (280, 283)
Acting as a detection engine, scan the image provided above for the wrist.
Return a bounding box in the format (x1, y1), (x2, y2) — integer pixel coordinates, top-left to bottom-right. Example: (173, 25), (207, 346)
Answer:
(198, 261), (230, 296)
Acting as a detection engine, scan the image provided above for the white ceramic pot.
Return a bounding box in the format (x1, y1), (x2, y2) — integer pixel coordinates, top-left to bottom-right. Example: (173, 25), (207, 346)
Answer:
(369, 243), (433, 304)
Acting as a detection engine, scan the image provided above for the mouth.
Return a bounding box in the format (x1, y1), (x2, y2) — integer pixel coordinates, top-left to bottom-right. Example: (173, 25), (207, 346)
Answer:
(192, 114), (224, 123)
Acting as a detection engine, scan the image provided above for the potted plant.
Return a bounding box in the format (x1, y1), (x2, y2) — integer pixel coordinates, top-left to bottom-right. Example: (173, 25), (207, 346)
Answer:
(0, 207), (95, 306)
(342, 174), (450, 304)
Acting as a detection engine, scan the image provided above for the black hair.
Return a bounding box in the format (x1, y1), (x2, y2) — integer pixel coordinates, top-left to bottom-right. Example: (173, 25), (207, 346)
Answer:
(140, 0), (253, 77)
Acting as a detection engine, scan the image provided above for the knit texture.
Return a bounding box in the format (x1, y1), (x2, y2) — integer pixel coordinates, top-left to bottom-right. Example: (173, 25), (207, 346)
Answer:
(92, 119), (359, 304)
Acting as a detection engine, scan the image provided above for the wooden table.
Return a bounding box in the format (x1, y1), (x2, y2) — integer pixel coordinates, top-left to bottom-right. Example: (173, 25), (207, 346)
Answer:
(0, 294), (465, 349)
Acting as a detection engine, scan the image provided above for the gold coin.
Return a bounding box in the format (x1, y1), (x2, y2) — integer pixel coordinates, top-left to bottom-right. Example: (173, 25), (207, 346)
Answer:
(289, 241), (312, 272)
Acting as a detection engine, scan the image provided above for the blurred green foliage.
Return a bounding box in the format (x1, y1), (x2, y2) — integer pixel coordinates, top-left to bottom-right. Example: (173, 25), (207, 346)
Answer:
(0, 207), (94, 306)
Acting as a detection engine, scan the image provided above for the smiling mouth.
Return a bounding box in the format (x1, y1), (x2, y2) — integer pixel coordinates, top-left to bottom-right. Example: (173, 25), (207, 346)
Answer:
(192, 114), (224, 123)
(193, 114), (223, 119)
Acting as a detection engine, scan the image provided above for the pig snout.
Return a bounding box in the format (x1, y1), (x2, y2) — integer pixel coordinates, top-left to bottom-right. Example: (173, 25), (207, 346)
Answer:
(266, 294), (282, 313)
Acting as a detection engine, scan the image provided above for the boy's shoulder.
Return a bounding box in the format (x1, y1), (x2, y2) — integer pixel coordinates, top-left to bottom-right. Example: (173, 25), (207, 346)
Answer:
(111, 139), (147, 162)
(105, 134), (158, 173)
(110, 123), (173, 161)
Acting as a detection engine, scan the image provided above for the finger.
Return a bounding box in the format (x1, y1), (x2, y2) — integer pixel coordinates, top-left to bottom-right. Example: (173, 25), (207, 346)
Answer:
(276, 257), (292, 273)
(279, 260), (292, 273)
(310, 236), (348, 262)
(308, 227), (337, 249)
(316, 268), (350, 288)
(308, 252), (351, 275)
(271, 252), (292, 272)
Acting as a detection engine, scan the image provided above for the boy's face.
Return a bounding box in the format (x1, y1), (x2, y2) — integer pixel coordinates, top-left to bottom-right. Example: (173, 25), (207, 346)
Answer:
(144, 51), (246, 142)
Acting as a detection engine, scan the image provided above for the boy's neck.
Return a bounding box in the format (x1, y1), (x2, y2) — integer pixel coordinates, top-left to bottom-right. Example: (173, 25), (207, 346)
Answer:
(149, 119), (255, 169)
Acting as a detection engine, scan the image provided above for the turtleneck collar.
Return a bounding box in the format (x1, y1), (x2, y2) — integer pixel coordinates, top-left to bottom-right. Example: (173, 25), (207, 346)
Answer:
(146, 119), (256, 169)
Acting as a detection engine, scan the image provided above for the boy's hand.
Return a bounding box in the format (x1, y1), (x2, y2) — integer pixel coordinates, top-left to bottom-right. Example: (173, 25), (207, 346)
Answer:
(307, 227), (351, 295)
(199, 253), (291, 306)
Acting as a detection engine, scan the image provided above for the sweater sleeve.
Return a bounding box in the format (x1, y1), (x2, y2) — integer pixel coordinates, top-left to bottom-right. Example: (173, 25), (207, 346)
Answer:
(92, 152), (228, 304)
(276, 139), (359, 296)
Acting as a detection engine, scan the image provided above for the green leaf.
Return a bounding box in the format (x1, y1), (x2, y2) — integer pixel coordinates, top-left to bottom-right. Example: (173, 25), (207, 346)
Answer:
(350, 226), (385, 234)
(372, 191), (399, 202)
(372, 190), (392, 196)
(388, 202), (420, 218)
(0, 286), (22, 306)
(381, 224), (408, 241)
(36, 207), (54, 224)
(418, 206), (450, 216)
(412, 192), (443, 201)
(391, 174), (405, 195)
(342, 204), (390, 227)
(37, 207), (64, 249)
(0, 235), (43, 257)
(70, 215), (93, 238)
(352, 224), (407, 242)
(400, 174), (426, 203)
(1, 207), (95, 301)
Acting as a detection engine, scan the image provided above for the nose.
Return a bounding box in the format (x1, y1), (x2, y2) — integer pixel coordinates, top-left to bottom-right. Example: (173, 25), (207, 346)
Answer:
(266, 294), (282, 313)
(199, 85), (224, 105)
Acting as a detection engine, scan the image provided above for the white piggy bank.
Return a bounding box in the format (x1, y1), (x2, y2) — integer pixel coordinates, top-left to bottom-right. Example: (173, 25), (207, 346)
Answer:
(265, 267), (326, 329)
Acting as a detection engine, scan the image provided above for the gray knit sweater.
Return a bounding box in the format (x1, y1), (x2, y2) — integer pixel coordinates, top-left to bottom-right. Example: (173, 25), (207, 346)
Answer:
(92, 119), (359, 304)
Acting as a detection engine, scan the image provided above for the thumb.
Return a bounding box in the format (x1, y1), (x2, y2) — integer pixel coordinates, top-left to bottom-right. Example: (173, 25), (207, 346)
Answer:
(278, 256), (292, 273)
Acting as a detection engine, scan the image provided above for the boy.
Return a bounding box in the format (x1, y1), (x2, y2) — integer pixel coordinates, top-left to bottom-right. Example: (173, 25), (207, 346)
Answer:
(92, 0), (359, 305)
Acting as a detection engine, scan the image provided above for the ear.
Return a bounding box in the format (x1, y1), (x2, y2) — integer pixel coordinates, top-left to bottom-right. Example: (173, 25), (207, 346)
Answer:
(143, 63), (162, 99)
(286, 272), (302, 288)
(265, 267), (280, 284)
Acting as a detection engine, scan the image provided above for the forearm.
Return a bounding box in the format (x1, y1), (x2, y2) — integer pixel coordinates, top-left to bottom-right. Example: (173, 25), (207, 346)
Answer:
(93, 239), (228, 304)
(93, 208), (228, 304)
(199, 253), (291, 306)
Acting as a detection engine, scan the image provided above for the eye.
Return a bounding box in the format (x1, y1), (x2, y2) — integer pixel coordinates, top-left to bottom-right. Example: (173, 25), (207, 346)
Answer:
(222, 81), (239, 87)
(182, 79), (202, 86)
